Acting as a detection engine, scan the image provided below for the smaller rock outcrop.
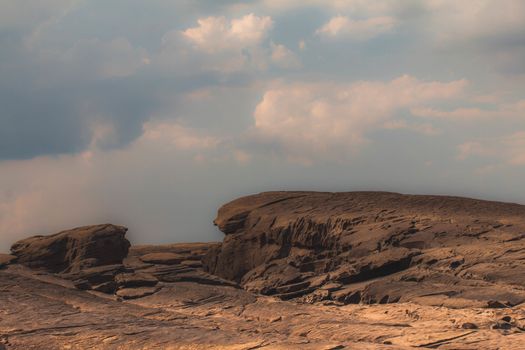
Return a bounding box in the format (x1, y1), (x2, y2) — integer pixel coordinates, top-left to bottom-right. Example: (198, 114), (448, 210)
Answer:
(0, 254), (16, 269)
(10, 224), (130, 273)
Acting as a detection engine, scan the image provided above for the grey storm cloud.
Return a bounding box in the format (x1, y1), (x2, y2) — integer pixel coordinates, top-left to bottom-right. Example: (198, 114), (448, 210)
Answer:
(0, 75), (153, 159)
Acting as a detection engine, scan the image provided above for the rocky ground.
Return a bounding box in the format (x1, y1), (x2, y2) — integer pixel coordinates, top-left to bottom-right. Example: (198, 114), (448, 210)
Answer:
(1, 192), (525, 349)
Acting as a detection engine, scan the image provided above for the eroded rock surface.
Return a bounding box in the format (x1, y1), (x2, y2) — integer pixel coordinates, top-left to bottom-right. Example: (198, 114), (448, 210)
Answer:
(0, 254), (16, 269)
(11, 224), (130, 273)
(204, 191), (525, 307)
(1, 263), (525, 349)
(2, 191), (525, 349)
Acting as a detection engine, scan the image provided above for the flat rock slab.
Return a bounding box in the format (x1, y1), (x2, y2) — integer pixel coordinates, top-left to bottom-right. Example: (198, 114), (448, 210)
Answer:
(2, 267), (524, 349)
(115, 272), (158, 288)
(140, 252), (185, 265)
(116, 286), (161, 299)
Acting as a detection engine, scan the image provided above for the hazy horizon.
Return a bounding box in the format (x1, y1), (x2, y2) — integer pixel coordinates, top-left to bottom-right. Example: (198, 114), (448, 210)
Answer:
(1, 0), (525, 252)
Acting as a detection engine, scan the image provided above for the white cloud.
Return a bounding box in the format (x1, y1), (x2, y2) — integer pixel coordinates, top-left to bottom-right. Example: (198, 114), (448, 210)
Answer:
(158, 13), (276, 73)
(270, 42), (301, 68)
(142, 121), (221, 151)
(317, 15), (396, 40)
(250, 75), (467, 162)
(182, 14), (273, 52)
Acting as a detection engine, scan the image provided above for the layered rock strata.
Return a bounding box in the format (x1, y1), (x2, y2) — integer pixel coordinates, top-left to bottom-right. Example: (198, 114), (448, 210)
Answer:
(204, 191), (525, 307)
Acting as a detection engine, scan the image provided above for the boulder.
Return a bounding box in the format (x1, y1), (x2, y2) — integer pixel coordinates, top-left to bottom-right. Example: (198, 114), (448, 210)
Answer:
(11, 224), (130, 273)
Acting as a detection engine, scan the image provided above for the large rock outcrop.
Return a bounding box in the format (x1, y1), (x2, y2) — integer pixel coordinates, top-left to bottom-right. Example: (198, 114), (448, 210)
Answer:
(11, 224), (130, 273)
(204, 191), (525, 307)
(3, 194), (525, 349)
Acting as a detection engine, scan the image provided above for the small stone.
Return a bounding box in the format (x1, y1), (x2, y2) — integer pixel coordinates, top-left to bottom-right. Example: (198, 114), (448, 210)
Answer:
(501, 316), (512, 322)
(487, 300), (509, 309)
(492, 321), (512, 330)
(461, 322), (478, 329)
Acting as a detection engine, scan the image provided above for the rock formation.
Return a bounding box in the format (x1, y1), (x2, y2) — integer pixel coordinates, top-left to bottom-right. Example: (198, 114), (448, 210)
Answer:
(11, 224), (130, 273)
(0, 254), (16, 269)
(2, 191), (525, 349)
(204, 191), (525, 307)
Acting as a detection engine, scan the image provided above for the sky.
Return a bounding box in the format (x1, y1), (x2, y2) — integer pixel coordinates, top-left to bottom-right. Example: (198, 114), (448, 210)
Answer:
(1, 0), (525, 252)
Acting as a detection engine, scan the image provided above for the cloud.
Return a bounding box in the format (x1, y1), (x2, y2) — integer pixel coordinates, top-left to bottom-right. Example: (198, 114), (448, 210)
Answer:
(383, 120), (440, 135)
(457, 141), (491, 161)
(249, 75), (467, 162)
(316, 15), (396, 40)
(182, 13), (273, 52)
(457, 132), (525, 166)
(0, 0), (78, 31)
(424, 0), (525, 74)
(412, 100), (525, 120)
(426, 0), (525, 45)
(142, 120), (221, 151)
(270, 42), (301, 68)
(0, 73), (156, 160)
(54, 37), (150, 79)
(157, 13), (276, 73)
(250, 0), (409, 16)
(0, 119), (228, 252)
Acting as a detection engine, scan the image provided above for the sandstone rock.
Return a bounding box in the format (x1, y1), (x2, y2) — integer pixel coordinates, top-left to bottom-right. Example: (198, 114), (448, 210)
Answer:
(92, 281), (118, 294)
(0, 254), (16, 268)
(4, 192), (525, 348)
(492, 321), (512, 330)
(7, 263), (525, 350)
(64, 264), (128, 284)
(461, 322), (478, 329)
(116, 286), (161, 300)
(140, 252), (185, 265)
(11, 224), (130, 273)
(205, 191), (525, 306)
(115, 272), (158, 288)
